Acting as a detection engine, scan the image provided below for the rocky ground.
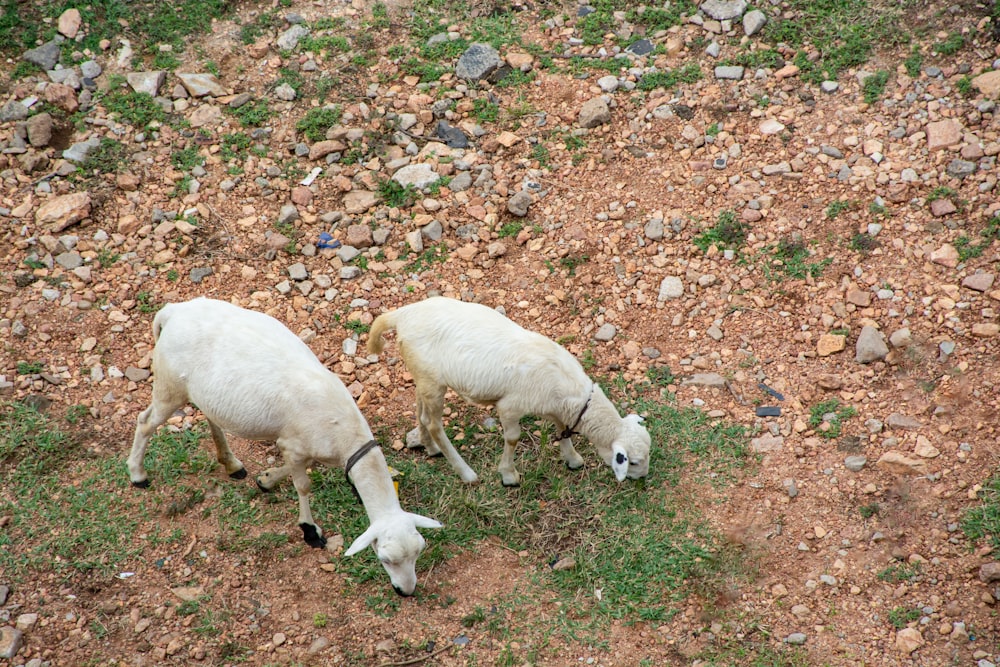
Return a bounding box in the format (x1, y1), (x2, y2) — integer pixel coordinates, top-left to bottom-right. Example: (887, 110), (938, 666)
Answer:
(2, 0), (1000, 665)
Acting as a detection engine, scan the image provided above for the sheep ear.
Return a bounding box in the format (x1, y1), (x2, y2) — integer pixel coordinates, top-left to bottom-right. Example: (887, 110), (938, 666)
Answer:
(409, 513), (443, 530)
(611, 443), (629, 482)
(344, 525), (378, 556)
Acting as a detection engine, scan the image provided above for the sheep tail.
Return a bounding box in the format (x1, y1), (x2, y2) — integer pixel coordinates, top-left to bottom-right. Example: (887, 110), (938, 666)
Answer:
(367, 311), (397, 355)
(151, 304), (172, 342)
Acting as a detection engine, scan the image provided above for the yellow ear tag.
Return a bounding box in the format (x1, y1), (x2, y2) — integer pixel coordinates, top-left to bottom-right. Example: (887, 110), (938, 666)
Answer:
(387, 465), (401, 497)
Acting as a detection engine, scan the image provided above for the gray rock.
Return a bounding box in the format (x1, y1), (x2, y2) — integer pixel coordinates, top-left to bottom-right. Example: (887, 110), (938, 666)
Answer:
(820, 80), (839, 93)
(855, 325), (889, 364)
(393, 164), (440, 189)
(274, 83), (297, 101)
(278, 205), (300, 227)
(705, 42), (721, 58)
(784, 632), (807, 645)
(435, 120), (468, 148)
(742, 9), (767, 36)
(340, 266), (361, 280)
(176, 72), (227, 98)
(23, 41), (61, 70)
(0, 586), (7, 606)
(889, 328), (912, 348)
(844, 455), (867, 472)
(287, 262), (308, 281)
(625, 39), (654, 56)
(886, 413), (922, 430)
(55, 251), (83, 269)
(594, 324), (617, 341)
(47, 68), (80, 89)
(658, 276), (684, 300)
(751, 434), (784, 453)
(946, 159), (976, 178)
(507, 190), (532, 217)
(422, 220), (443, 241)
(277, 24), (310, 51)
(820, 145), (843, 159)
(578, 97), (611, 128)
(126, 71), (166, 96)
(124, 367), (150, 382)
(644, 218), (664, 241)
(701, 0), (747, 20)
(963, 272), (995, 292)
(0, 626), (22, 659)
(336, 246), (361, 263)
(455, 43), (502, 82)
(0, 100), (29, 122)
(62, 137), (101, 163)
(81, 60), (102, 79)
(597, 75), (619, 93)
(189, 267), (213, 284)
(714, 65), (745, 80)
(449, 171), (473, 192)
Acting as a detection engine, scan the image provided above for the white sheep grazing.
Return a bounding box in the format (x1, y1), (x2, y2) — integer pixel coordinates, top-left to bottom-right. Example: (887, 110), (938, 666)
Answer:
(127, 297), (441, 596)
(367, 296), (651, 486)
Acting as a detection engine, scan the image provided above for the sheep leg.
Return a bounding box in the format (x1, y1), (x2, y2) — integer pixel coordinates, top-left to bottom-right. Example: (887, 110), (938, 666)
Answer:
(256, 463), (292, 493)
(417, 384), (478, 483)
(554, 422), (585, 470)
(497, 410), (523, 487)
(127, 388), (186, 488)
(206, 420), (247, 479)
(290, 464), (326, 548)
(408, 394), (440, 455)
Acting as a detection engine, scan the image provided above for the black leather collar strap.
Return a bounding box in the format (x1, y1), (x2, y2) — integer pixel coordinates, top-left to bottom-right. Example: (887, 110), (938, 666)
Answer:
(558, 384), (594, 441)
(344, 439), (380, 501)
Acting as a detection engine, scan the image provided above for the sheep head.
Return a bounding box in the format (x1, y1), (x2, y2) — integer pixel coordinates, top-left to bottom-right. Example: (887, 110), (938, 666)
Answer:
(608, 414), (651, 481)
(344, 512), (442, 596)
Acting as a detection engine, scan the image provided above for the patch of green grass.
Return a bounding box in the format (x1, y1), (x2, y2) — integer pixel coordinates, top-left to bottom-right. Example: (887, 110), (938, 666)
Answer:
(344, 319), (370, 335)
(877, 562), (921, 583)
(97, 248), (121, 268)
(808, 399), (857, 439)
(530, 143), (550, 167)
(101, 89), (166, 130)
(239, 9), (282, 44)
(848, 233), (879, 255)
(933, 31), (964, 56)
(962, 474), (1000, 556)
(859, 503), (880, 519)
(903, 47), (923, 78)
(227, 99), (272, 128)
(927, 186), (956, 202)
(495, 68), (536, 88)
(646, 367), (676, 388)
(11, 60), (43, 80)
(296, 106), (344, 142)
(764, 0), (903, 85)
(77, 138), (130, 177)
(626, 0), (697, 33)
(498, 222), (524, 238)
(220, 132), (251, 162)
(0, 402), (144, 577)
(16, 361), (43, 375)
(152, 50), (181, 71)
(724, 48), (784, 70)
(955, 75), (974, 98)
(578, 3), (617, 45)
(953, 236), (986, 263)
(826, 199), (852, 219)
(636, 63), (702, 91)
(136, 290), (160, 314)
(404, 243), (450, 274)
(170, 145), (202, 171)
(706, 123), (720, 137)
(212, 485), (291, 554)
(693, 210), (748, 253)
(378, 179), (419, 208)
(559, 254), (589, 276)
(300, 34), (350, 54)
(861, 70), (889, 104)
(888, 606), (921, 629)
(401, 57), (449, 83)
(763, 237), (832, 281)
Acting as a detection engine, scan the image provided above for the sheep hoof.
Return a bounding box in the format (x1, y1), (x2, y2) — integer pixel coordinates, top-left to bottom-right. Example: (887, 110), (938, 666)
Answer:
(131, 479), (150, 489)
(229, 468), (248, 480)
(255, 478), (273, 493)
(501, 477), (520, 488)
(300, 523), (327, 549)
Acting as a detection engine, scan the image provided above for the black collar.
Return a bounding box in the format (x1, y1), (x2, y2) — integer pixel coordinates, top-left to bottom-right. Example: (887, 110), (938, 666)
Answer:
(558, 385), (593, 440)
(345, 439), (380, 501)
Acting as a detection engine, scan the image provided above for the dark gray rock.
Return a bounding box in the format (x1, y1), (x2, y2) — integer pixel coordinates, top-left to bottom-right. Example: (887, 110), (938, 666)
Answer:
(715, 65), (745, 80)
(455, 43), (502, 82)
(189, 267), (214, 284)
(507, 190), (532, 217)
(62, 137), (101, 163)
(435, 121), (469, 148)
(855, 325), (889, 364)
(701, 0), (747, 20)
(23, 41), (61, 70)
(946, 159), (976, 179)
(625, 39), (654, 56)
(0, 100), (29, 122)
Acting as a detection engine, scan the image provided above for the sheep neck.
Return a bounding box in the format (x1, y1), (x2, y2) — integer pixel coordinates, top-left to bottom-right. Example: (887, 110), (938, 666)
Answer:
(575, 389), (622, 457)
(558, 384), (594, 440)
(347, 447), (403, 520)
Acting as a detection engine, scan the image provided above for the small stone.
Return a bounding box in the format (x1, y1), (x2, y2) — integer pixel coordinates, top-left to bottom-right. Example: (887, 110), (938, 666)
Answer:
(0, 626), (23, 659)
(913, 435), (940, 458)
(714, 65), (745, 80)
(876, 451), (927, 475)
(844, 455), (867, 472)
(926, 119), (962, 151)
(701, 0), (748, 20)
(979, 562), (1000, 583)
(971, 323), (1000, 338)
(597, 75), (619, 93)
(962, 273), (995, 292)
(817, 334), (846, 357)
(742, 9), (767, 36)
(455, 43), (502, 81)
(886, 413), (922, 430)
(507, 190), (532, 217)
(855, 325), (889, 364)
(759, 118), (785, 134)
(895, 627), (924, 654)
(889, 328), (912, 348)
(578, 97), (611, 129)
(784, 633), (807, 645)
(594, 324), (617, 341)
(189, 267), (213, 284)
(682, 373), (726, 387)
(751, 434), (783, 453)
(930, 199), (957, 217)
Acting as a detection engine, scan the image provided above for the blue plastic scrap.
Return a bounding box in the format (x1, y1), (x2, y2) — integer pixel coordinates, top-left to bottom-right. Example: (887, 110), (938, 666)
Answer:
(317, 232), (341, 249)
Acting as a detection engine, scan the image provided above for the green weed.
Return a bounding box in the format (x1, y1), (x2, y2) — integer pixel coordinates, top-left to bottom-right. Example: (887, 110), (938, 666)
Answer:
(861, 70), (889, 104)
(378, 179), (419, 208)
(933, 32), (964, 56)
(962, 474), (1000, 556)
(227, 99), (272, 128)
(296, 106), (344, 142)
(693, 210), (748, 253)
(808, 399), (856, 439)
(16, 361), (43, 375)
(877, 562), (921, 583)
(498, 222), (524, 238)
(826, 200), (851, 219)
(101, 89), (166, 129)
(903, 47), (923, 78)
(888, 606), (921, 629)
(637, 63), (702, 91)
(170, 145), (202, 171)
